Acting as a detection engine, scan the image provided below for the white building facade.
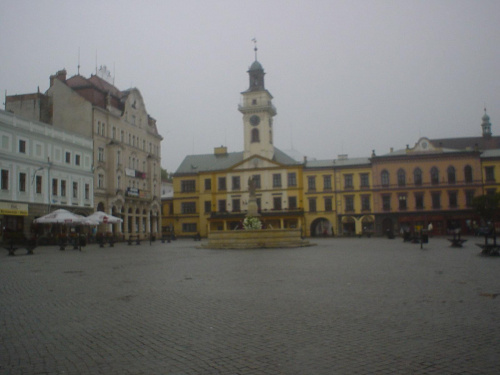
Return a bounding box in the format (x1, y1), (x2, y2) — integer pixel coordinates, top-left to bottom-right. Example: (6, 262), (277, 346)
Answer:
(0, 110), (94, 238)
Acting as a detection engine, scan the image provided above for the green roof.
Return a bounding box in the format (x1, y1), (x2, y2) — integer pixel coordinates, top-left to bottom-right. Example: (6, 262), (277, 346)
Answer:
(174, 147), (300, 175)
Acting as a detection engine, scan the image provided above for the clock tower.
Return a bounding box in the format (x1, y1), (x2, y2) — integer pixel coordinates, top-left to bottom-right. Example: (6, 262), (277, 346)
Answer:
(239, 54), (277, 160)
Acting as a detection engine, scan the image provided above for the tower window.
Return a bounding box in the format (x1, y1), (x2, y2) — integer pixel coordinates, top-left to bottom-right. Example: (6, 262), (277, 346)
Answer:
(251, 128), (260, 143)
(252, 99), (257, 105)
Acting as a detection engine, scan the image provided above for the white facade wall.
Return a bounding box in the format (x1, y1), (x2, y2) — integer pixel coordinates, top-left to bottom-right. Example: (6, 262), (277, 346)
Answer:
(0, 110), (94, 212)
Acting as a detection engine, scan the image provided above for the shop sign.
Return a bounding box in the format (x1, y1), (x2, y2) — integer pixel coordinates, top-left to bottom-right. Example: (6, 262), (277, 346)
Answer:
(125, 168), (136, 177)
(126, 188), (139, 197)
(0, 202), (29, 216)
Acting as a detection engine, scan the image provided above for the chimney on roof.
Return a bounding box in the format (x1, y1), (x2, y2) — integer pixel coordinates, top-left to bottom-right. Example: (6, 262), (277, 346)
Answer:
(50, 69), (67, 87)
(214, 146), (227, 156)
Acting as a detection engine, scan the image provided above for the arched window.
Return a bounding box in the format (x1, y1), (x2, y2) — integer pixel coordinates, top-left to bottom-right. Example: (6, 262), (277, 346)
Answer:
(464, 165), (473, 183)
(381, 170), (389, 187)
(430, 167), (439, 185)
(447, 166), (456, 184)
(397, 169), (406, 187)
(251, 128), (260, 143)
(414, 168), (422, 186)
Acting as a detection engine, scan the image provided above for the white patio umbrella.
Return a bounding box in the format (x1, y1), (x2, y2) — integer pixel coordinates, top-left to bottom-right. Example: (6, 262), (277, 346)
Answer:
(76, 215), (100, 226)
(33, 209), (89, 225)
(87, 211), (123, 224)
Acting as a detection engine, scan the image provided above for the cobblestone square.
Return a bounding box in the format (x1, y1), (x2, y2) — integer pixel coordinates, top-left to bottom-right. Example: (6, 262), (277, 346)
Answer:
(1, 237), (499, 374)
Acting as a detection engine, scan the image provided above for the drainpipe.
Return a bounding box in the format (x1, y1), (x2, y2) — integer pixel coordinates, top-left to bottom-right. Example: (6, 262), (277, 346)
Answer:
(47, 157), (52, 213)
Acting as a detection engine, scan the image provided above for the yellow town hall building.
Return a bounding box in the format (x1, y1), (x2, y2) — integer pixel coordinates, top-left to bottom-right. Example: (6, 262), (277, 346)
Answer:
(164, 56), (500, 238)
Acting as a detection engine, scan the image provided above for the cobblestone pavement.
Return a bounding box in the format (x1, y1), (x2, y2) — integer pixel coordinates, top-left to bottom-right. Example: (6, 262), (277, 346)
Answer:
(1, 236), (499, 374)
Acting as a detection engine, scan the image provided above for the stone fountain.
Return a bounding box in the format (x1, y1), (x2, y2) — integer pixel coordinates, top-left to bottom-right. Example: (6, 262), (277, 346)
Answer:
(203, 176), (312, 249)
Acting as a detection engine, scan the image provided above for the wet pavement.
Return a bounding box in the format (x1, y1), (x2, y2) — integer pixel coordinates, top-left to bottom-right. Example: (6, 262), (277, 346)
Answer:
(1, 236), (499, 374)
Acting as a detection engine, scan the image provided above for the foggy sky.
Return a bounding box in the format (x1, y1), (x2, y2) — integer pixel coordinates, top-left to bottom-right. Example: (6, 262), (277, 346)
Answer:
(1, 0), (499, 173)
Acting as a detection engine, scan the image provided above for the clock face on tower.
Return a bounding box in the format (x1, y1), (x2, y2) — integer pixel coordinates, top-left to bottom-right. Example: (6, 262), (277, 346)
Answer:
(250, 115), (261, 126)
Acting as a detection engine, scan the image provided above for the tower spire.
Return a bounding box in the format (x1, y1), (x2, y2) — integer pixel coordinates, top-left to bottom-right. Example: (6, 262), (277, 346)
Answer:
(252, 38), (258, 61)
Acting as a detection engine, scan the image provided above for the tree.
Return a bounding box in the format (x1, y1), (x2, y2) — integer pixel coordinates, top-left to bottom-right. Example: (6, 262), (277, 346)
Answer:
(472, 193), (500, 249)
(472, 193), (500, 224)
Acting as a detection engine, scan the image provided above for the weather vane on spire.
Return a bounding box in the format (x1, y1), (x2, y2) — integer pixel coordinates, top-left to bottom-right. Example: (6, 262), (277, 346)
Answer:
(252, 38), (258, 61)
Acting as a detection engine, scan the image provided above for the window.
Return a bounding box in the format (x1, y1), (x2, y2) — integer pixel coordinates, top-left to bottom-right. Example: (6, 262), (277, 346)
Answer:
(75, 154), (81, 166)
(253, 175), (261, 188)
(65, 152), (71, 164)
(181, 202), (196, 214)
(232, 199), (241, 212)
(273, 197), (282, 210)
(465, 190), (475, 207)
(61, 180), (66, 197)
(289, 196), (297, 209)
(85, 184), (90, 199)
(1, 170), (9, 190)
(345, 196), (354, 212)
(431, 192), (441, 209)
(448, 191), (457, 208)
(205, 178), (211, 191)
(308, 176), (316, 191)
(397, 169), (406, 187)
(485, 166), (495, 182)
(430, 167), (439, 185)
(218, 177), (226, 191)
(98, 147), (104, 162)
(344, 174), (353, 189)
(112, 127), (116, 139)
(287, 173), (297, 187)
(382, 195), (391, 211)
(52, 178), (58, 195)
(121, 130), (124, 142)
(73, 182), (78, 198)
(361, 195), (370, 211)
(324, 197), (333, 211)
(360, 173), (370, 188)
(218, 200), (226, 212)
(204, 201), (211, 213)
(251, 128), (260, 143)
(232, 176), (241, 191)
(181, 180), (196, 193)
(36, 176), (42, 194)
(323, 175), (332, 190)
(19, 140), (26, 153)
(414, 168), (422, 186)
(381, 170), (389, 187)
(309, 198), (317, 212)
(398, 194), (407, 210)
(182, 223), (197, 233)
(464, 165), (473, 183)
(447, 166), (456, 184)
(19, 173), (26, 192)
(272, 174), (282, 188)
(98, 174), (104, 188)
(415, 193), (424, 209)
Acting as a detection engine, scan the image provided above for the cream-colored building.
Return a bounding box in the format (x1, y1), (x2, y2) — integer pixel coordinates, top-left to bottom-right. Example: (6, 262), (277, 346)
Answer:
(6, 68), (163, 239)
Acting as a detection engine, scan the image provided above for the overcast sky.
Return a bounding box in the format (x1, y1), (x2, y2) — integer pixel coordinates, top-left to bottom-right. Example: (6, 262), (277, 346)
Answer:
(1, 0), (499, 172)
